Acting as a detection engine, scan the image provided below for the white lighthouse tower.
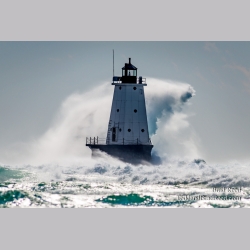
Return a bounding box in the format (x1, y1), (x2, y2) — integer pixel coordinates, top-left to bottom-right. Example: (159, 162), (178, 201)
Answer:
(86, 58), (153, 163)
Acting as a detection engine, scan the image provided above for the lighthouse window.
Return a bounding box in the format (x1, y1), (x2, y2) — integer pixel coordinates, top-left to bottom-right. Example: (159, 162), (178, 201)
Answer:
(119, 128), (122, 132)
(133, 87), (137, 90)
(141, 129), (145, 132)
(128, 129), (131, 132)
(134, 109), (137, 113)
(119, 86), (122, 90)
(117, 109), (119, 112)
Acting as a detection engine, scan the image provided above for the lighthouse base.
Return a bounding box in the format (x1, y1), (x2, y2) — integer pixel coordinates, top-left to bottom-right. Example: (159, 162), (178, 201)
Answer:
(86, 144), (154, 164)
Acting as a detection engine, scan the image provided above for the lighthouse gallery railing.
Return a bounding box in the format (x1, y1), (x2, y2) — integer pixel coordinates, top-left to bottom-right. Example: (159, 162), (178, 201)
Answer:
(112, 77), (146, 84)
(86, 137), (152, 145)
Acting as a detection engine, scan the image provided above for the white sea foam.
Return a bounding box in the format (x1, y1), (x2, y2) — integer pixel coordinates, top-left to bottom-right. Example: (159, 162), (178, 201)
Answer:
(1, 78), (250, 190)
(1, 79), (250, 208)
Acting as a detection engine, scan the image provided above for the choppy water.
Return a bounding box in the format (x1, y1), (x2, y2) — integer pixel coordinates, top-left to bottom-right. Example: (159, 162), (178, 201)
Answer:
(1, 158), (250, 208)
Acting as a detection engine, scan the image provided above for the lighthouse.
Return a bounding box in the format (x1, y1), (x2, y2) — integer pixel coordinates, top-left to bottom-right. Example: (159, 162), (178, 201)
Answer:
(86, 58), (153, 164)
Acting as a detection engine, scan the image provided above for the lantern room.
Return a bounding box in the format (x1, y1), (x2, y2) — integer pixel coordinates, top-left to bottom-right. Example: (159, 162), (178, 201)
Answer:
(121, 58), (137, 83)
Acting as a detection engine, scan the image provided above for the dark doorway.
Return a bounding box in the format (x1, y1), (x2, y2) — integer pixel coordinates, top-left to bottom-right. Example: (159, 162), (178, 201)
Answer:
(112, 127), (116, 141)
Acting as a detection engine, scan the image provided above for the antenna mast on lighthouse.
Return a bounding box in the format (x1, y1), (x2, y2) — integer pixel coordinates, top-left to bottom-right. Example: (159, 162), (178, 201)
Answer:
(113, 49), (114, 77)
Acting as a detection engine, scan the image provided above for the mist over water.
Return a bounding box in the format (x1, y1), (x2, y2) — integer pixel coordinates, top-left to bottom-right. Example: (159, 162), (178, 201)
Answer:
(0, 78), (199, 165)
(1, 78), (249, 208)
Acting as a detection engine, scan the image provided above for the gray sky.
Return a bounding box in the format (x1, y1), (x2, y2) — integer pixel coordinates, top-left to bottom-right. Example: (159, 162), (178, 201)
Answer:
(1, 42), (250, 163)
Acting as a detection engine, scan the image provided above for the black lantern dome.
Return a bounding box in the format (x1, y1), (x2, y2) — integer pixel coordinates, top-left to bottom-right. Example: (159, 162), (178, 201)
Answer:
(121, 58), (137, 83)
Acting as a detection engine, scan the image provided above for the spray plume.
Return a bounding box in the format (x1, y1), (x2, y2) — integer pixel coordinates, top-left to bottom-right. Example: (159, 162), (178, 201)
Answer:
(0, 78), (200, 166)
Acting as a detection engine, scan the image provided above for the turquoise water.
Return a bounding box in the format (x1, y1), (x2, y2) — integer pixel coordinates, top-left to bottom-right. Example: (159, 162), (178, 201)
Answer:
(0, 161), (249, 208)
(96, 193), (193, 207)
(0, 167), (24, 182)
(0, 190), (27, 205)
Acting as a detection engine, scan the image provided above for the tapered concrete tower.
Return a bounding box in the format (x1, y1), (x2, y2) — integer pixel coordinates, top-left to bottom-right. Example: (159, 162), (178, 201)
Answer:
(86, 58), (153, 163)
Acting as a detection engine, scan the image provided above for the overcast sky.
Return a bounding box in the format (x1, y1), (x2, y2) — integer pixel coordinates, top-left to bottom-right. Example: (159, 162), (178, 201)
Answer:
(1, 42), (250, 163)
